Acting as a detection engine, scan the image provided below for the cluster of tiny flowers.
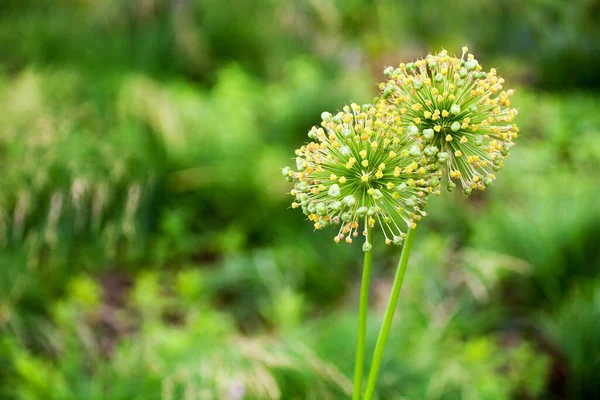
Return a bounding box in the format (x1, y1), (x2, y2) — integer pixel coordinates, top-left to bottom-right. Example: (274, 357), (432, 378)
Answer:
(282, 101), (441, 250)
(283, 48), (518, 250)
(380, 47), (518, 194)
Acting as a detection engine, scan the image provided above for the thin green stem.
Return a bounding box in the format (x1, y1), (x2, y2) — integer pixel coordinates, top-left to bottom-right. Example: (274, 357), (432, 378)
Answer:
(352, 227), (373, 400)
(363, 228), (417, 400)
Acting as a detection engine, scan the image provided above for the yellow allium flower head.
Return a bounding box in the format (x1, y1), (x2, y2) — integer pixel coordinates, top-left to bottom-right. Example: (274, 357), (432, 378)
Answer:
(380, 47), (518, 195)
(283, 102), (441, 250)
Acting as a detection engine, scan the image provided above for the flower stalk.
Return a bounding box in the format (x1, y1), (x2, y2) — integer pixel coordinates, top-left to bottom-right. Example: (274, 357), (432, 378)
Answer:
(352, 227), (373, 400)
(363, 227), (417, 400)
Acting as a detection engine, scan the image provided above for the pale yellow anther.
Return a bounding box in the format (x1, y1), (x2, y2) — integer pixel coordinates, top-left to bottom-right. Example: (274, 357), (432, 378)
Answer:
(445, 134), (453, 141)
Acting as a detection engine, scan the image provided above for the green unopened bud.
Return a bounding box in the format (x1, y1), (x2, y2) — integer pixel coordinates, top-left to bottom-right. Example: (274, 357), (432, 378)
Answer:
(434, 73), (444, 82)
(297, 181), (308, 192)
(424, 145), (438, 156)
(423, 128), (434, 140)
(356, 206), (368, 217)
(330, 201), (342, 211)
(406, 63), (416, 72)
(474, 135), (483, 146)
(451, 122), (461, 132)
(372, 189), (383, 200)
(383, 85), (395, 98)
(343, 195), (356, 207)
(342, 128), (352, 138)
(459, 67), (468, 78)
(341, 212), (352, 222)
(437, 152), (449, 163)
(450, 104), (461, 114)
(282, 166), (291, 177)
(362, 242), (372, 252)
(367, 206), (377, 216)
(316, 203), (327, 216)
(383, 66), (394, 77)
(456, 79), (465, 87)
(328, 184), (341, 198)
(409, 145), (421, 157)
(465, 59), (478, 71)
(430, 177), (439, 187)
(413, 80), (423, 91)
(463, 187), (473, 195)
(396, 183), (407, 192)
(483, 177), (493, 186)
(340, 146), (351, 156)
(321, 111), (332, 121)
(406, 125), (418, 136)
(405, 198), (416, 207)
(392, 236), (403, 245)
(447, 181), (456, 192)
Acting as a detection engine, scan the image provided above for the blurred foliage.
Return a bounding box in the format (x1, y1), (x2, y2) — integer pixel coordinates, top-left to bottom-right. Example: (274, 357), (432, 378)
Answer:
(0, 0), (599, 399)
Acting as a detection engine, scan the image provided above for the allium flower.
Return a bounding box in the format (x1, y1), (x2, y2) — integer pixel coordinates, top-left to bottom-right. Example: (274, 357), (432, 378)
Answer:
(380, 47), (519, 194)
(283, 102), (441, 250)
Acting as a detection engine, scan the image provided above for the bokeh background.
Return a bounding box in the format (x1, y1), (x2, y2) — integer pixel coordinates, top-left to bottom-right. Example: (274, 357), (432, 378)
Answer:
(1, 1), (599, 399)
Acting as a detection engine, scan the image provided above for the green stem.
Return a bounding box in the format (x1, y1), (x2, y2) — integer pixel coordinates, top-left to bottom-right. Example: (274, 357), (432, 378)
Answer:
(352, 227), (373, 400)
(363, 228), (417, 400)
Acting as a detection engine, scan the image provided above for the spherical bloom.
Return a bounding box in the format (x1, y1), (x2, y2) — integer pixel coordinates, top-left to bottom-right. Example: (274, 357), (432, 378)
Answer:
(380, 47), (519, 194)
(283, 102), (441, 250)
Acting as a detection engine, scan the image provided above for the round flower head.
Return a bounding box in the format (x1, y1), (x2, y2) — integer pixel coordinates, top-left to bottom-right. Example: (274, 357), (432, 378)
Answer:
(283, 102), (441, 250)
(380, 47), (519, 194)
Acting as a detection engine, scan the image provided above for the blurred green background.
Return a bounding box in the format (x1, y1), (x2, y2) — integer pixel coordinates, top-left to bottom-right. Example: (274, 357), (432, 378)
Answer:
(0, 1), (599, 399)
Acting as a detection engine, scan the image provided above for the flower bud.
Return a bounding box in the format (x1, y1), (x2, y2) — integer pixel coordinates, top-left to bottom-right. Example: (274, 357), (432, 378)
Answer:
(343, 195), (356, 207)
(321, 111), (332, 121)
(423, 128), (434, 140)
(451, 121), (461, 132)
(406, 125), (418, 136)
(328, 184), (341, 198)
(316, 202), (327, 216)
(362, 242), (372, 252)
(356, 206), (368, 217)
(465, 59), (478, 71)
(409, 145), (421, 157)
